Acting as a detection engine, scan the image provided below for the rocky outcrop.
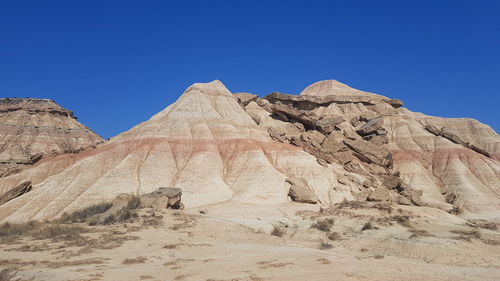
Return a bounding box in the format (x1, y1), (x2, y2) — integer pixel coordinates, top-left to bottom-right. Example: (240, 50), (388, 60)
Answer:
(424, 125), (492, 158)
(0, 181), (32, 206)
(356, 118), (384, 136)
(141, 187), (184, 210)
(286, 177), (318, 204)
(0, 81), (341, 222)
(0, 98), (104, 177)
(234, 93), (258, 106)
(385, 98), (404, 108)
(343, 139), (393, 167)
(0, 79), (498, 223)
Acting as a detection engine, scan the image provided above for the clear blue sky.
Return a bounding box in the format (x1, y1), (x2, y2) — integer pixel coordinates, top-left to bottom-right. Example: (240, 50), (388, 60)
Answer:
(1, 0), (499, 138)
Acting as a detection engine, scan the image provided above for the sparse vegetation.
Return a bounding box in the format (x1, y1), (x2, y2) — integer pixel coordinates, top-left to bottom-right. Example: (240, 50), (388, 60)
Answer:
(0, 221), (38, 241)
(336, 200), (367, 209)
(327, 231), (341, 241)
(319, 239), (333, 250)
(31, 224), (86, 242)
(96, 195), (141, 225)
(392, 215), (411, 227)
(311, 218), (335, 232)
(271, 224), (285, 237)
(123, 256), (147, 265)
(58, 202), (112, 224)
(361, 222), (373, 231)
(409, 228), (434, 238)
(0, 268), (16, 281)
(372, 203), (393, 213)
(450, 229), (481, 242)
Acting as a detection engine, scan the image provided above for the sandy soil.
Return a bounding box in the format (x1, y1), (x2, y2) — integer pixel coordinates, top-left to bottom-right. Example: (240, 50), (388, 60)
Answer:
(1, 202), (499, 281)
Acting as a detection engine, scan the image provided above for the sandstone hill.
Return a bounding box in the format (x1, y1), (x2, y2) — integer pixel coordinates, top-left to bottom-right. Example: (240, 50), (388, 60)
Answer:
(0, 98), (103, 178)
(0, 81), (498, 223)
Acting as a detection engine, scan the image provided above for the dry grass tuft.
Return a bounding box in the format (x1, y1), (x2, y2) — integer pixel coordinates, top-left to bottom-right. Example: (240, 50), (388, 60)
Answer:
(58, 202), (112, 224)
(450, 229), (481, 242)
(0, 221), (38, 242)
(271, 224), (285, 237)
(409, 228), (434, 238)
(327, 231), (341, 241)
(311, 218), (335, 232)
(361, 222), (373, 231)
(0, 268), (17, 281)
(319, 239), (333, 250)
(122, 256), (147, 265)
(31, 224), (86, 242)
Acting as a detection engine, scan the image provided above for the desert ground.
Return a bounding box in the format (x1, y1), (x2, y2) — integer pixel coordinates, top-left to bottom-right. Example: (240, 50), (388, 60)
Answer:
(1, 201), (499, 281)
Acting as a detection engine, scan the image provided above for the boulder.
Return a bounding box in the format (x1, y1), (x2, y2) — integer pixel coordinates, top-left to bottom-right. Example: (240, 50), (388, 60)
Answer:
(356, 118), (384, 136)
(343, 139), (393, 167)
(383, 175), (402, 190)
(91, 193), (139, 224)
(399, 184), (426, 206)
(386, 98), (404, 108)
(286, 177), (318, 204)
(0, 181), (32, 205)
(270, 104), (316, 129)
(397, 195), (412, 205)
(367, 188), (393, 202)
(141, 187), (183, 210)
(313, 116), (345, 134)
(300, 130), (325, 148)
(322, 133), (346, 153)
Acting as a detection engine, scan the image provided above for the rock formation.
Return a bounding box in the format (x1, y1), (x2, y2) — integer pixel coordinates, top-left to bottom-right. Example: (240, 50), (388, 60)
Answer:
(237, 80), (500, 221)
(0, 98), (104, 177)
(0, 80), (498, 223)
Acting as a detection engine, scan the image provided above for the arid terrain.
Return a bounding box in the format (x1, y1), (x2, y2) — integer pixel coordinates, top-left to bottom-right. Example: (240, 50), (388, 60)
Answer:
(1, 201), (499, 281)
(0, 80), (499, 280)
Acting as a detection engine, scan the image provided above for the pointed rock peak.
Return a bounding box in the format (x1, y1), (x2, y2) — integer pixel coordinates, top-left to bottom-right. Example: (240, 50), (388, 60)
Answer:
(185, 80), (231, 96)
(300, 80), (385, 99)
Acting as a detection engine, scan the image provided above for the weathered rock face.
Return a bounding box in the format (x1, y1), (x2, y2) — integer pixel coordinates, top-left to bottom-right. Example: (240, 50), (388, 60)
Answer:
(0, 98), (104, 177)
(239, 79), (500, 220)
(0, 79), (498, 223)
(0, 181), (32, 206)
(0, 81), (348, 222)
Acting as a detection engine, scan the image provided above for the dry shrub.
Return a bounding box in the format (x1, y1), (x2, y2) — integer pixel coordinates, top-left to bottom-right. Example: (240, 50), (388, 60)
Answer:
(319, 239), (333, 250)
(271, 224), (285, 237)
(361, 222), (373, 231)
(31, 224), (85, 242)
(98, 197), (141, 225)
(450, 229), (481, 242)
(0, 268), (16, 281)
(337, 200), (367, 209)
(409, 228), (434, 238)
(0, 221), (38, 241)
(372, 203), (393, 213)
(59, 202), (112, 224)
(311, 218), (335, 232)
(123, 256), (147, 265)
(327, 231), (341, 241)
(394, 215), (411, 227)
